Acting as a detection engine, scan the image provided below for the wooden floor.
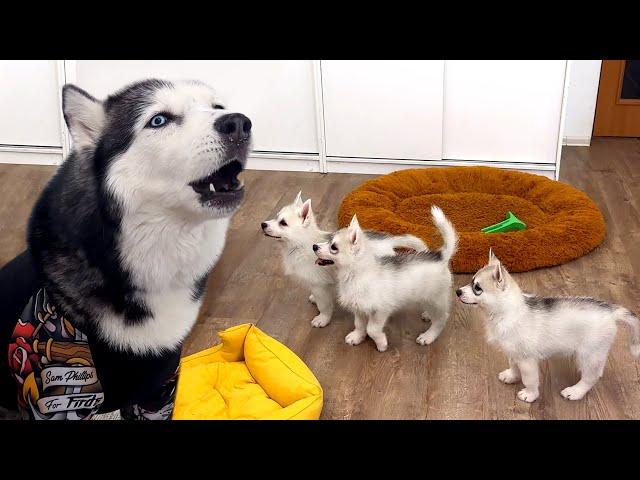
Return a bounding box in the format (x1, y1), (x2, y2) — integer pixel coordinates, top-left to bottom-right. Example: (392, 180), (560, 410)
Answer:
(1, 137), (639, 419)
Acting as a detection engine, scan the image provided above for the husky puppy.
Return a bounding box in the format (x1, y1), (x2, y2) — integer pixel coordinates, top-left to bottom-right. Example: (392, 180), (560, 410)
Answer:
(457, 250), (640, 402)
(261, 192), (428, 328)
(313, 206), (457, 351)
(0, 79), (251, 419)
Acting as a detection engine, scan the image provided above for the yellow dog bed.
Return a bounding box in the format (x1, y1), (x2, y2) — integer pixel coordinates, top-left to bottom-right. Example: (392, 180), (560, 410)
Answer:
(173, 324), (323, 420)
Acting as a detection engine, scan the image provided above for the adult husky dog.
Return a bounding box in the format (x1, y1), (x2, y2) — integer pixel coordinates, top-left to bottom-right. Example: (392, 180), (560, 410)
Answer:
(0, 79), (250, 419)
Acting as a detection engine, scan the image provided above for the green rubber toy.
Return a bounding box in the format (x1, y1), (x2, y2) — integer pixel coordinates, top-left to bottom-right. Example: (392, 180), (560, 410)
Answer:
(481, 211), (526, 234)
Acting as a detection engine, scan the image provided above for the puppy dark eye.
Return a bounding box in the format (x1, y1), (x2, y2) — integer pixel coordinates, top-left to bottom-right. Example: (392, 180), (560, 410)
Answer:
(279, 219), (287, 227)
(213, 104), (225, 110)
(148, 114), (168, 128)
(330, 243), (338, 253)
(472, 283), (483, 295)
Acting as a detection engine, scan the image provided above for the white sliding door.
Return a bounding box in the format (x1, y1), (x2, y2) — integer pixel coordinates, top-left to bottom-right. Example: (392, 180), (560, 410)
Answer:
(74, 60), (319, 155)
(443, 60), (567, 165)
(321, 60), (445, 160)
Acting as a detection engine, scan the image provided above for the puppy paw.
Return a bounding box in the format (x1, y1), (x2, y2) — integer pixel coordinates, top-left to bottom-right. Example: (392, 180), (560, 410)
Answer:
(561, 385), (588, 401)
(374, 338), (388, 352)
(308, 294), (316, 305)
(311, 314), (331, 328)
(420, 312), (430, 322)
(517, 388), (539, 403)
(498, 369), (521, 384)
(416, 329), (439, 346)
(345, 330), (366, 346)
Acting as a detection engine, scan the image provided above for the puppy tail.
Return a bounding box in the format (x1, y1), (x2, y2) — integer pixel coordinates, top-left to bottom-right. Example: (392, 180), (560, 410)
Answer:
(391, 234), (428, 252)
(431, 205), (458, 263)
(616, 308), (640, 357)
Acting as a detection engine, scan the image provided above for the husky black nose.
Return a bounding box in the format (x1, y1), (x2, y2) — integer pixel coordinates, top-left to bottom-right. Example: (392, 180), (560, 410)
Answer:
(456, 288), (463, 297)
(261, 222), (267, 230)
(215, 113), (252, 143)
(312, 244), (319, 252)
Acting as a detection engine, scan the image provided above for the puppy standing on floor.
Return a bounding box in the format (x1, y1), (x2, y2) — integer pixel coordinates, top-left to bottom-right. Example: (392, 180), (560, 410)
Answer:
(313, 205), (457, 351)
(457, 250), (640, 402)
(261, 192), (428, 328)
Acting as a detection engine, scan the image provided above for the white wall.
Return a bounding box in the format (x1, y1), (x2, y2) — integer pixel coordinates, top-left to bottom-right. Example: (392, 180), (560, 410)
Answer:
(563, 60), (602, 146)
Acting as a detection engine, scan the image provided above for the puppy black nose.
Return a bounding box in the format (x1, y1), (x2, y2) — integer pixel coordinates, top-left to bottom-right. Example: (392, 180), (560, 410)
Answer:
(261, 222), (267, 230)
(456, 289), (463, 297)
(312, 244), (319, 252)
(214, 113), (252, 143)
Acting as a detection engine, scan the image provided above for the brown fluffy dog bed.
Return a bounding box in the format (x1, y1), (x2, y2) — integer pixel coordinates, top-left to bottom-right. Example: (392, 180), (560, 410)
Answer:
(338, 166), (606, 273)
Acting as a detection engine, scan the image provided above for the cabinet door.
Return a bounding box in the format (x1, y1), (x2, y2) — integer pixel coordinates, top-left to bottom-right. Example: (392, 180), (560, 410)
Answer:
(75, 61), (318, 154)
(321, 60), (444, 160)
(0, 60), (62, 147)
(443, 60), (566, 164)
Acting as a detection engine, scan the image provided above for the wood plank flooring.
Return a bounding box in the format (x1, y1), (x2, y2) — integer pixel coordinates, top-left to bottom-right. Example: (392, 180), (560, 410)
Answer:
(1, 137), (638, 419)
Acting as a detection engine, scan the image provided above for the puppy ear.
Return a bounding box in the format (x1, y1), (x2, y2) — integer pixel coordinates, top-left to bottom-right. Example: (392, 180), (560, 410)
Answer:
(488, 248), (500, 266)
(493, 263), (507, 291)
(349, 214), (360, 230)
(348, 215), (362, 246)
(300, 199), (314, 227)
(62, 84), (105, 149)
(294, 191), (303, 207)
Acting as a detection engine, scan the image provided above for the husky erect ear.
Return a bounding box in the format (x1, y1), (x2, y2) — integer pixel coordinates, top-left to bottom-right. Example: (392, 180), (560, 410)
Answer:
(488, 248), (500, 266)
(493, 262), (507, 291)
(300, 199), (314, 227)
(294, 191), (303, 207)
(348, 215), (362, 247)
(62, 84), (105, 149)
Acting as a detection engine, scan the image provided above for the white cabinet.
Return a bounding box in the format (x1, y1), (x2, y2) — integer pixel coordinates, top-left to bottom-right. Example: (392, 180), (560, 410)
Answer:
(74, 60), (319, 155)
(0, 60), (568, 178)
(321, 60), (444, 160)
(0, 60), (62, 147)
(443, 60), (566, 165)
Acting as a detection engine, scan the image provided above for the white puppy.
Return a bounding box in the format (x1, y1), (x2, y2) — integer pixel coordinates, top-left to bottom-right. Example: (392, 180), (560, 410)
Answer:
(314, 205), (457, 351)
(457, 250), (640, 402)
(261, 192), (428, 328)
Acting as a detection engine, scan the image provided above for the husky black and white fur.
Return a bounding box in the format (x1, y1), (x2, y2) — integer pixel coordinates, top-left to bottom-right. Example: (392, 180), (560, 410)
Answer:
(0, 79), (252, 418)
(456, 250), (640, 402)
(29, 79), (250, 355)
(313, 206), (457, 352)
(261, 192), (428, 328)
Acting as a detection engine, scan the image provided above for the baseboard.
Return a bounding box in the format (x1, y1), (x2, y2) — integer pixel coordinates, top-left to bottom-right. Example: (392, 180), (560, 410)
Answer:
(326, 157), (556, 179)
(0, 148), (556, 179)
(246, 152), (321, 172)
(0, 146), (62, 165)
(563, 136), (591, 147)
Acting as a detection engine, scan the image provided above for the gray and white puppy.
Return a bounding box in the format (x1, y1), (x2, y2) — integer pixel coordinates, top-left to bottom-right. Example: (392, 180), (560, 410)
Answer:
(261, 192), (428, 328)
(313, 205), (457, 351)
(457, 250), (640, 402)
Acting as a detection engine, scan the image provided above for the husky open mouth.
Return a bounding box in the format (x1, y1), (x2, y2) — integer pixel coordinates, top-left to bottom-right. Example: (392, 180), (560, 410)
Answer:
(190, 159), (245, 205)
(315, 258), (334, 266)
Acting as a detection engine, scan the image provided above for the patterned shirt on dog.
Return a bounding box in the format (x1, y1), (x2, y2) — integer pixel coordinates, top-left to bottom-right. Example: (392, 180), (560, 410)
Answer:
(8, 288), (179, 420)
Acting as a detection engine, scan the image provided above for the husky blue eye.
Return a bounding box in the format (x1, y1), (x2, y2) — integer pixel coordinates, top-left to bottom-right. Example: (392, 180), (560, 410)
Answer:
(148, 114), (168, 128)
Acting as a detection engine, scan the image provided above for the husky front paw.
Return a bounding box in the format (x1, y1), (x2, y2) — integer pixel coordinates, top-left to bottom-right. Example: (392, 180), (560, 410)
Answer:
(311, 314), (331, 328)
(308, 294), (316, 305)
(345, 330), (366, 346)
(517, 388), (539, 403)
(498, 369), (521, 384)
